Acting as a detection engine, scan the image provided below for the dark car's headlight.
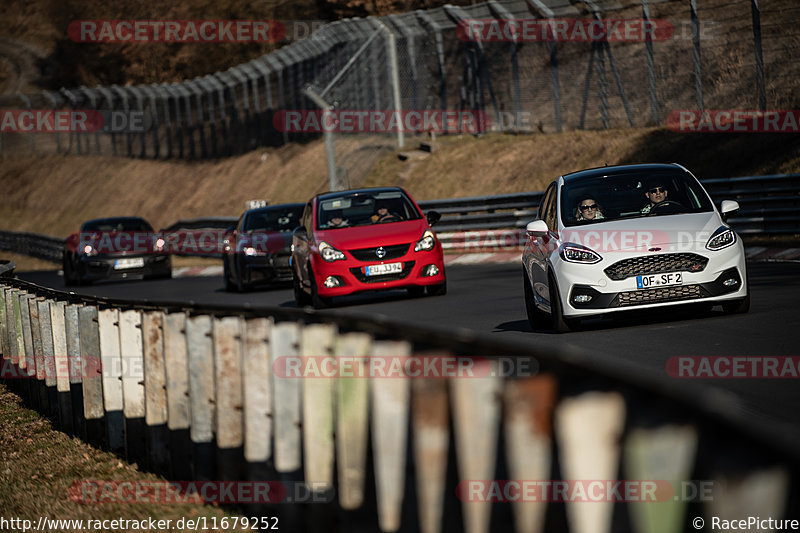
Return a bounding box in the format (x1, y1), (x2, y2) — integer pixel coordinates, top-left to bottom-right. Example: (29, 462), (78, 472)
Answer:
(559, 243), (602, 264)
(414, 230), (436, 252)
(706, 226), (736, 251)
(319, 241), (345, 262)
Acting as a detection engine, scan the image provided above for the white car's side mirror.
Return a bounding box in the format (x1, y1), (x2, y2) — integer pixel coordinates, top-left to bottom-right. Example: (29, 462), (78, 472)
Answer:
(720, 200), (740, 222)
(526, 220), (549, 235)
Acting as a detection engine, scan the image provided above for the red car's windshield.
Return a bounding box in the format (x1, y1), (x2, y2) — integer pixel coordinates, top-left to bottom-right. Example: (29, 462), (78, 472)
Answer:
(316, 191), (421, 230)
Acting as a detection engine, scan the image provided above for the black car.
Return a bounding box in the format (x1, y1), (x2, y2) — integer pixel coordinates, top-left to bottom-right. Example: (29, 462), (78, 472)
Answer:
(222, 203), (305, 291)
(63, 216), (171, 286)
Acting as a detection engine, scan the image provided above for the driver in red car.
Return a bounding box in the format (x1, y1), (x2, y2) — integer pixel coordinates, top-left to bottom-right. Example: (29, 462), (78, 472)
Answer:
(371, 202), (402, 223)
(641, 182), (669, 214)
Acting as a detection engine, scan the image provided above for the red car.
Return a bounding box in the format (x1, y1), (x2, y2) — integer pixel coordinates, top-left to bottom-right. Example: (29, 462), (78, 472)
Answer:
(291, 187), (446, 308)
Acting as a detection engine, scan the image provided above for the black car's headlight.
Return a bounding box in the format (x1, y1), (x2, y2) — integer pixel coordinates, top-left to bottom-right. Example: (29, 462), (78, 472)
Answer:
(414, 230), (436, 252)
(706, 226), (736, 251)
(559, 243), (602, 264)
(319, 241), (345, 262)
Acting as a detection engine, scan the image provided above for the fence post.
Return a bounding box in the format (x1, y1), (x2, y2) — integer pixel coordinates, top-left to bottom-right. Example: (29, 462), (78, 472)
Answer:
(750, 0), (767, 111)
(243, 317), (273, 465)
(642, 0), (660, 124)
(38, 299), (59, 423)
(377, 20), (405, 149)
(690, 0), (705, 111)
(28, 296), (46, 412)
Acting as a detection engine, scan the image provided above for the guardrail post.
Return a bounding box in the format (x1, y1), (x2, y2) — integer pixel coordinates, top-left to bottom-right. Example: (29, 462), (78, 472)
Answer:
(98, 308), (125, 454)
(555, 391), (626, 533)
(164, 312), (192, 480)
(503, 375), (556, 533)
(371, 340), (411, 532)
(65, 303), (85, 439)
(300, 323), (336, 492)
(624, 425), (698, 532)
(18, 293), (35, 404)
(142, 311), (169, 474)
(38, 299), (60, 424)
(120, 309), (146, 465)
(213, 315), (245, 481)
(28, 296), (45, 412)
(272, 321), (302, 473)
(451, 357), (502, 533)
(186, 314), (216, 480)
(78, 305), (105, 448)
(51, 300), (73, 434)
(335, 332), (371, 510)
(0, 286), (7, 366)
(412, 363), (449, 533)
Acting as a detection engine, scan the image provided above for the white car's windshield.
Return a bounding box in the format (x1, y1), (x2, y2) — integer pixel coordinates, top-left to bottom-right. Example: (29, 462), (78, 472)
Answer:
(560, 170), (714, 227)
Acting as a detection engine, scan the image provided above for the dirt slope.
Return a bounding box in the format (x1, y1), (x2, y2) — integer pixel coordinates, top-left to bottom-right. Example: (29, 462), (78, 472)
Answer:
(2, 128), (800, 240)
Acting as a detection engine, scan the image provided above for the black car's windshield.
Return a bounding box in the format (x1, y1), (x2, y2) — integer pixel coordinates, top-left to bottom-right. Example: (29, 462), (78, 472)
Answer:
(81, 218), (153, 232)
(560, 170), (714, 227)
(316, 191), (421, 229)
(243, 206), (304, 232)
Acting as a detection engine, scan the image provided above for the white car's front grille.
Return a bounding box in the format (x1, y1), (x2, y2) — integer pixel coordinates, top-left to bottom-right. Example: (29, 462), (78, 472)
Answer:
(617, 284), (704, 306)
(604, 253), (708, 281)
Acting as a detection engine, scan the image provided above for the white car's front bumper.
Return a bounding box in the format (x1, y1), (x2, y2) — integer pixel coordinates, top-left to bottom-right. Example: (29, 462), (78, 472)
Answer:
(551, 240), (747, 318)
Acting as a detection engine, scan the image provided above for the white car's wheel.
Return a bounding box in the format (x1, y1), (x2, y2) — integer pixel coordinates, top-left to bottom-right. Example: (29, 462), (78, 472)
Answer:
(548, 272), (577, 333)
(523, 267), (547, 330)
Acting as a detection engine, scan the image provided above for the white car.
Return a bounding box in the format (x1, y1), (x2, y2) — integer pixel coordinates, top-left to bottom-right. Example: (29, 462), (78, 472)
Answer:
(522, 163), (749, 332)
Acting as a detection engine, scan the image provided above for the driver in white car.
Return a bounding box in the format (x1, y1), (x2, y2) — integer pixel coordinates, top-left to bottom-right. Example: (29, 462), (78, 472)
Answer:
(641, 182), (669, 214)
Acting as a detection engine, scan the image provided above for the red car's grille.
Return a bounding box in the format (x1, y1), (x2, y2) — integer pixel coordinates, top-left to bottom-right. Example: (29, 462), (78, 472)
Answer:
(349, 243), (411, 262)
(349, 261), (415, 283)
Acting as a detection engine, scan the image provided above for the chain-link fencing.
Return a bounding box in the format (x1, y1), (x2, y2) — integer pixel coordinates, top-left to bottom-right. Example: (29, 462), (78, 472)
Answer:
(1, 0), (798, 190)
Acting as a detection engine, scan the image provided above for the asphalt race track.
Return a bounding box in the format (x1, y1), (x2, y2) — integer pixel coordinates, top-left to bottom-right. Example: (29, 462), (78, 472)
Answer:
(18, 260), (800, 447)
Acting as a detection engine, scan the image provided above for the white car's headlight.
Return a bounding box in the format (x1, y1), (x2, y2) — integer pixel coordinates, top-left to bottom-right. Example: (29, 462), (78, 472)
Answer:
(559, 243), (602, 264)
(414, 230), (436, 252)
(319, 241), (346, 262)
(706, 226), (736, 251)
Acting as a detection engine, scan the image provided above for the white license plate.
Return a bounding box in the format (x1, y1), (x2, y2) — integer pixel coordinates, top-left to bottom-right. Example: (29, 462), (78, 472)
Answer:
(636, 272), (683, 289)
(365, 262), (403, 276)
(114, 257), (145, 270)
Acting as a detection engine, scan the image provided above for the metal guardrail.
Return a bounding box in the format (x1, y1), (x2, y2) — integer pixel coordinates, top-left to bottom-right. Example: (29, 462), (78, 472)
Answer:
(1, 278), (798, 532)
(1, 175), (798, 263)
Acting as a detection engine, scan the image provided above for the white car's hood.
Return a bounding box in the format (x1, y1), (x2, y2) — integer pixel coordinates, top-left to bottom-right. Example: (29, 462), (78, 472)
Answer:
(559, 212), (724, 253)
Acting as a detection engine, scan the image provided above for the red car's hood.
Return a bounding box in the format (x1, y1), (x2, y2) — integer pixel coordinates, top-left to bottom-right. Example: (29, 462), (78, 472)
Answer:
(314, 219), (428, 249)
